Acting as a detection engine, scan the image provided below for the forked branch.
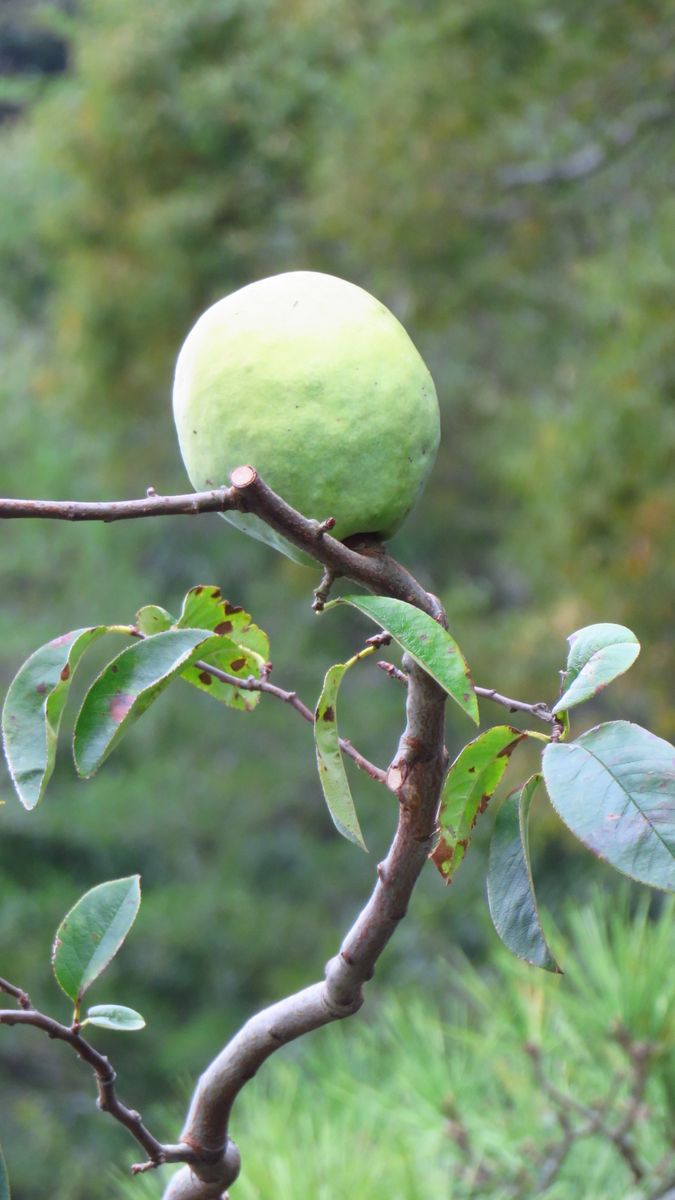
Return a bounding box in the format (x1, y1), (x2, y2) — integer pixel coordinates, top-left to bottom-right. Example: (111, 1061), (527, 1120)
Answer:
(0, 979), (195, 1171)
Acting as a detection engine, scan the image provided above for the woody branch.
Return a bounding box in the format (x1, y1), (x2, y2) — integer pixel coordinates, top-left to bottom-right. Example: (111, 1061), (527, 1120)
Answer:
(0, 468), (550, 1198)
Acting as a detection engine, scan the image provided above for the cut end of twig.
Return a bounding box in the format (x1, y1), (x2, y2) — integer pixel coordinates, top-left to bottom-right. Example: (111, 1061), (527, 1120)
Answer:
(386, 765), (404, 793)
(316, 516), (336, 536)
(131, 1158), (163, 1175)
(230, 465), (258, 490)
(377, 660), (409, 686)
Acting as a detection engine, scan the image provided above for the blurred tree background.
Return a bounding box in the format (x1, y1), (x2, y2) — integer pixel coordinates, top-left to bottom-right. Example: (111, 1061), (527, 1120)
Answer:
(0, 2), (673, 1197)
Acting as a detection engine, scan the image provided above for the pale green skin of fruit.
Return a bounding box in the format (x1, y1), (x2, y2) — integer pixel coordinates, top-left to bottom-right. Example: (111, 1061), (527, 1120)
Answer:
(173, 271), (440, 566)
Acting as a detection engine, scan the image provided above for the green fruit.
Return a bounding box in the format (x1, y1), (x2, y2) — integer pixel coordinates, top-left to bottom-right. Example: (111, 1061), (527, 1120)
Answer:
(173, 271), (440, 565)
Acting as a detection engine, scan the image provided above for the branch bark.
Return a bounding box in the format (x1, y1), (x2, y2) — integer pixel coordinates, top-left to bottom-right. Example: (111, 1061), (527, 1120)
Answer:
(162, 657), (447, 1198)
(0, 466), (442, 618)
(0, 487), (238, 522)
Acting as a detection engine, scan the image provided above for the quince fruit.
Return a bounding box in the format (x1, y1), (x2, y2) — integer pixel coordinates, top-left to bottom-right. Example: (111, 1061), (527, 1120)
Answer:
(173, 271), (439, 564)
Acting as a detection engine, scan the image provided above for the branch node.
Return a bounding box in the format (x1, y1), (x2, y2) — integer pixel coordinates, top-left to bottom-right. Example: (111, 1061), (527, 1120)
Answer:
(364, 632), (391, 649)
(312, 567), (336, 612)
(377, 660), (409, 686)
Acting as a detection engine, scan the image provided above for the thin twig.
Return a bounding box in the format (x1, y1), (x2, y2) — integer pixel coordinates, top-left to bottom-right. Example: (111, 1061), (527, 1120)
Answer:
(213, 666), (387, 786)
(377, 660), (409, 686)
(1, 467), (443, 619)
(0, 998), (202, 1170)
(378, 668), (556, 726)
(474, 687), (555, 725)
(312, 566), (337, 612)
(0, 487), (239, 522)
(0, 976), (32, 1009)
(129, 628), (387, 787)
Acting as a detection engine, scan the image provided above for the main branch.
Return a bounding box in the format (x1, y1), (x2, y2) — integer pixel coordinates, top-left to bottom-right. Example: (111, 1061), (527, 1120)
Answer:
(162, 659), (447, 1199)
(0, 467), (442, 617)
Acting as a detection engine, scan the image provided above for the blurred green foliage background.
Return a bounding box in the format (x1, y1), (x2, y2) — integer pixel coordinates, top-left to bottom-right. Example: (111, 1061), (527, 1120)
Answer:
(0, 2), (673, 1196)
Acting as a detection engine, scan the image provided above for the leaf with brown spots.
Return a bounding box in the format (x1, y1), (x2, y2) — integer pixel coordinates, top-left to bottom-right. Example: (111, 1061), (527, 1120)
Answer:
(179, 635), (262, 712)
(174, 585), (270, 712)
(175, 585), (269, 662)
(2, 626), (112, 809)
(314, 660), (367, 850)
(326, 595), (478, 724)
(431, 725), (527, 883)
(73, 629), (220, 777)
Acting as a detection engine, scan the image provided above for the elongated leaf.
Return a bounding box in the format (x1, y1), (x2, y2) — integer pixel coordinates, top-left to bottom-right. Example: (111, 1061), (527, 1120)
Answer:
(2, 627), (110, 810)
(84, 1004), (145, 1032)
(431, 725), (526, 881)
(73, 629), (218, 776)
(0, 1143), (9, 1200)
(543, 722), (675, 891)
(328, 596), (477, 723)
(553, 623), (640, 714)
(487, 776), (560, 972)
(52, 876), (141, 1005)
(315, 661), (367, 850)
(135, 605), (173, 635)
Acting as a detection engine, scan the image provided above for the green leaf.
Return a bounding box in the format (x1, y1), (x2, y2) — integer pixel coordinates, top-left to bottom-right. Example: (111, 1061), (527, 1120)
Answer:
(314, 660), (367, 850)
(543, 722), (675, 892)
(179, 640), (263, 712)
(327, 596), (478, 723)
(2, 627), (110, 810)
(176, 585), (270, 661)
(73, 629), (219, 777)
(431, 725), (526, 882)
(52, 876), (141, 1005)
(175, 586), (270, 712)
(0, 1143), (10, 1200)
(83, 1003), (146, 1032)
(135, 605), (174, 635)
(487, 776), (560, 972)
(553, 623), (640, 714)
